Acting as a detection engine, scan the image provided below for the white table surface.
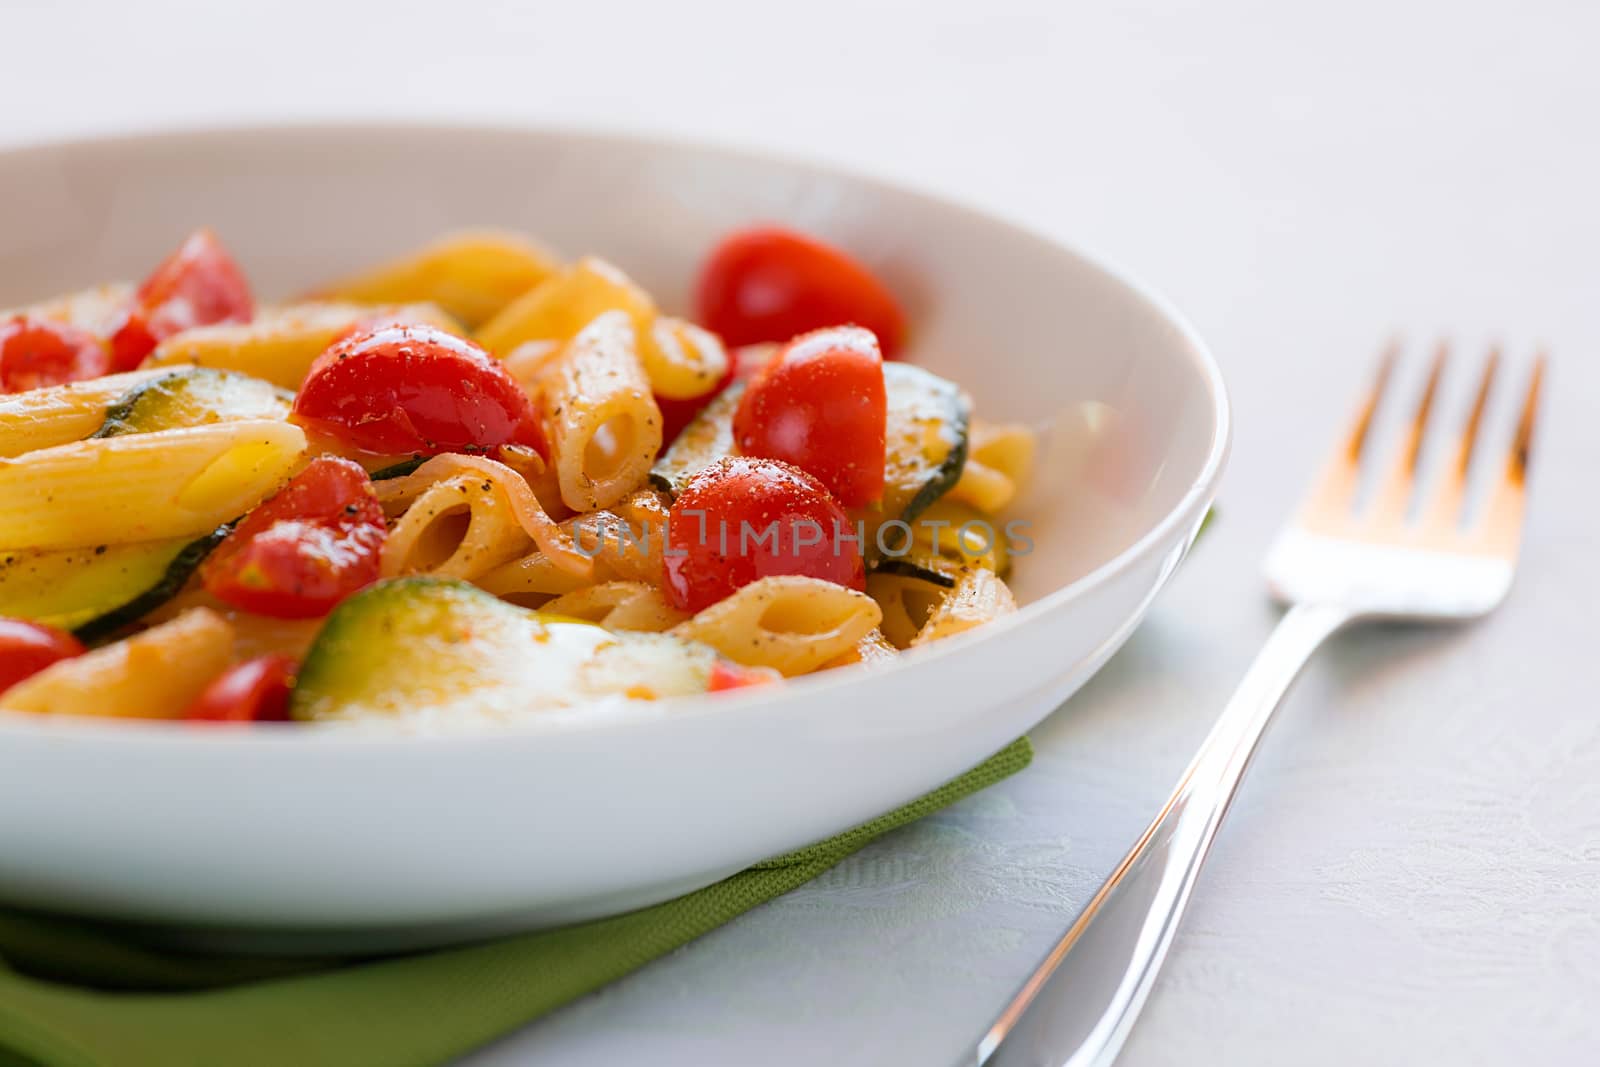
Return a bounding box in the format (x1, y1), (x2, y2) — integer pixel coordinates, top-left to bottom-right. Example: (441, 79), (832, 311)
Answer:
(4, 1), (1596, 1063)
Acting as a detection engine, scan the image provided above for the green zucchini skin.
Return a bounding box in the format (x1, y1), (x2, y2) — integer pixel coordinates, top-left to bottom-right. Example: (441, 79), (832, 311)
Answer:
(646, 364), (970, 527)
(90, 368), (292, 438)
(369, 456), (429, 480)
(71, 525), (232, 643)
(871, 557), (958, 588)
(648, 384), (743, 496)
(290, 577), (724, 723)
(870, 362), (971, 526)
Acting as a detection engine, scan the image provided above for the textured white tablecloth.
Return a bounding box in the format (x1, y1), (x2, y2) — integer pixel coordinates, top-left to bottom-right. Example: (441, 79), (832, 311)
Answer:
(4, 1), (1595, 1062)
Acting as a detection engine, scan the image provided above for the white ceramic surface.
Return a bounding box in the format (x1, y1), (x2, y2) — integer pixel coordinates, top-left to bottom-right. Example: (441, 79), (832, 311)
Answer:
(0, 124), (1226, 950)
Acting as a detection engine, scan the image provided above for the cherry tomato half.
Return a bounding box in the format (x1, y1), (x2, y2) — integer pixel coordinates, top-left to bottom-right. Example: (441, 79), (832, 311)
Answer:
(0, 618), (85, 696)
(293, 324), (546, 457)
(182, 654), (297, 722)
(0, 316), (110, 393)
(732, 326), (887, 507)
(110, 229), (254, 370)
(695, 226), (906, 357)
(664, 456), (864, 613)
(707, 659), (780, 692)
(201, 456), (385, 619)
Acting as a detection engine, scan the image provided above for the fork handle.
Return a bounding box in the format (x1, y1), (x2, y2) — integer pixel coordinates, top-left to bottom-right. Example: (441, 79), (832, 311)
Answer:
(973, 602), (1353, 1067)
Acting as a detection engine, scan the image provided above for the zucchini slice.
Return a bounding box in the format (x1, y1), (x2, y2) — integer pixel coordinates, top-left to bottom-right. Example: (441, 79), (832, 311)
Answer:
(369, 456), (428, 480)
(0, 525), (228, 641)
(648, 383), (743, 496)
(648, 363), (970, 526)
(871, 556), (959, 589)
(870, 497), (1012, 579)
(91, 368), (292, 438)
(874, 363), (971, 524)
(291, 577), (730, 723)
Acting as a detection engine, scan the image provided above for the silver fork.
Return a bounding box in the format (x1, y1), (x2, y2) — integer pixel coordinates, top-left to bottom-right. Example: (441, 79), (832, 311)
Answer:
(972, 343), (1547, 1067)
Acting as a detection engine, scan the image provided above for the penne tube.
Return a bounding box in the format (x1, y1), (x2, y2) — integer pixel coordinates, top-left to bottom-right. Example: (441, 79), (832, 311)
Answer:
(381, 474), (534, 581)
(374, 453), (592, 579)
(475, 256), (655, 358)
(0, 608), (234, 719)
(674, 576), (882, 676)
(911, 567), (1018, 646)
(541, 581), (688, 633)
(0, 369), (172, 458)
(0, 419), (305, 550)
(476, 258), (727, 400)
(476, 549), (591, 601)
(144, 301), (458, 389)
(310, 230), (561, 328)
(821, 627), (900, 669)
(948, 420), (1037, 513)
(540, 311), (663, 512)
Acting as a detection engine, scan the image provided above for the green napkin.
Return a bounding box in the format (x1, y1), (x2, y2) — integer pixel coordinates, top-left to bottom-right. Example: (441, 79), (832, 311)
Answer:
(0, 738), (1031, 1067)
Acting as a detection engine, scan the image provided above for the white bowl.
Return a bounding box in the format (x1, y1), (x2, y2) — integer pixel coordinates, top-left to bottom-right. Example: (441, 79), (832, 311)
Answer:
(0, 123), (1228, 952)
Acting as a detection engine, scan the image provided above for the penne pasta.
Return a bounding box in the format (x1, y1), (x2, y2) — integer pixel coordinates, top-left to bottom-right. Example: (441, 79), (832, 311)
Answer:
(374, 453), (593, 580)
(0, 419), (305, 550)
(911, 567), (1018, 646)
(475, 256), (655, 357)
(673, 575), (882, 676)
(0, 608), (233, 718)
(821, 627), (900, 669)
(472, 486), (668, 603)
(475, 258), (727, 400)
(0, 369), (172, 457)
(0, 225), (1031, 725)
(572, 488), (671, 584)
(380, 473), (533, 581)
(144, 588), (324, 662)
(144, 301), (458, 389)
(948, 420), (1036, 513)
(971, 420), (1037, 484)
(909, 498), (1011, 576)
(866, 571), (948, 648)
(949, 458), (1015, 514)
(540, 311), (663, 512)
(310, 230), (561, 328)
(644, 317), (729, 401)
(541, 581), (688, 633)
(475, 549), (591, 602)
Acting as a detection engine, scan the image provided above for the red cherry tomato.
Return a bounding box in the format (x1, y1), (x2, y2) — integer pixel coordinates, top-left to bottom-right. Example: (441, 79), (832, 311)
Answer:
(109, 229), (254, 370)
(293, 324), (546, 457)
(0, 618), (85, 695)
(695, 226), (907, 357)
(182, 654), (297, 722)
(732, 326), (887, 507)
(657, 356), (737, 445)
(664, 456), (864, 613)
(201, 456), (385, 619)
(707, 659), (779, 692)
(0, 316), (110, 393)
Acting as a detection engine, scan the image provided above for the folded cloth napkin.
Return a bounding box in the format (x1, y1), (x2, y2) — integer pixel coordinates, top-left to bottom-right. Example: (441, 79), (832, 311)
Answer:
(0, 738), (1031, 1067)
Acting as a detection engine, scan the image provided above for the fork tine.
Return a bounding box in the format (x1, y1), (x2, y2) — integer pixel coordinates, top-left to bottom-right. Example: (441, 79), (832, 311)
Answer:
(1458, 347), (1501, 476)
(1419, 348), (1499, 532)
(1294, 342), (1399, 527)
(1508, 352), (1546, 483)
(1365, 340), (1448, 525)
(1344, 340), (1399, 461)
(1473, 353), (1546, 556)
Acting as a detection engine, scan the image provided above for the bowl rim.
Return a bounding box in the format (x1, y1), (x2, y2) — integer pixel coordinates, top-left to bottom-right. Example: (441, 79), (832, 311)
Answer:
(0, 119), (1231, 746)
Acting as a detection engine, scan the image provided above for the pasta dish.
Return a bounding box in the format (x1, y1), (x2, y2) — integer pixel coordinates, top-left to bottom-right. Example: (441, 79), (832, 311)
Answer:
(0, 227), (1033, 725)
